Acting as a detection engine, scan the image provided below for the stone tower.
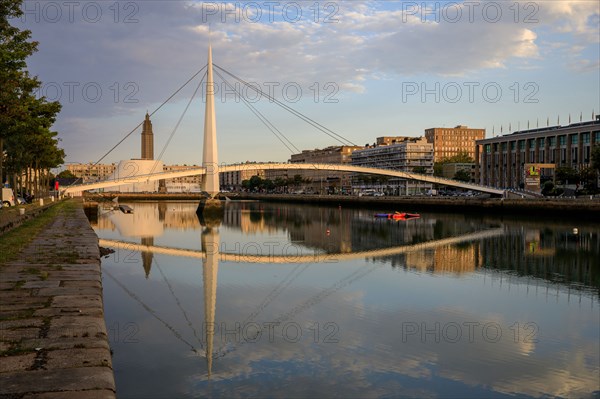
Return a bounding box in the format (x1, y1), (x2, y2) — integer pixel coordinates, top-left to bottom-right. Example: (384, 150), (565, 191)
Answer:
(141, 112), (154, 160)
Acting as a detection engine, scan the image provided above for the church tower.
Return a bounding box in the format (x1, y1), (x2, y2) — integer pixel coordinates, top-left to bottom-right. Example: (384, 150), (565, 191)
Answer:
(141, 112), (154, 160)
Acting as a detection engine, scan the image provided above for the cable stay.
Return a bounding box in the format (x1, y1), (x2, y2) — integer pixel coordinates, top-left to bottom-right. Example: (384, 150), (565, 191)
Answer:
(214, 63), (358, 147)
(93, 65), (208, 167)
(104, 268), (204, 357)
(150, 70), (208, 176)
(213, 68), (300, 154)
(242, 263), (311, 324)
(154, 258), (205, 350)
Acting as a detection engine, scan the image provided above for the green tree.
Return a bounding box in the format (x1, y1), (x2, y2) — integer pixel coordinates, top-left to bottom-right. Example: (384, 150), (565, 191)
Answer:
(413, 166), (427, 174)
(57, 170), (77, 179)
(1, 0), (64, 194)
(263, 179), (275, 191)
(591, 144), (600, 173)
(578, 166), (598, 193)
(453, 169), (472, 182)
(555, 166), (579, 185)
(249, 175), (263, 190)
(433, 152), (475, 177)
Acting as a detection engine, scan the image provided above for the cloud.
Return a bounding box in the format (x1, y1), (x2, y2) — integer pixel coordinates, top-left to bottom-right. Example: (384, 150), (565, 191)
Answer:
(9, 1), (599, 163)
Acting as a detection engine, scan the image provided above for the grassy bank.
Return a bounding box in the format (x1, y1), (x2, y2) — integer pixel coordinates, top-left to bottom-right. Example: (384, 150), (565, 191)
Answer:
(0, 199), (75, 265)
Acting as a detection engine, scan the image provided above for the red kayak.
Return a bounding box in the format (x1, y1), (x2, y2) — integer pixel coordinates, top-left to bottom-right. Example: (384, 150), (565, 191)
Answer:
(374, 212), (420, 220)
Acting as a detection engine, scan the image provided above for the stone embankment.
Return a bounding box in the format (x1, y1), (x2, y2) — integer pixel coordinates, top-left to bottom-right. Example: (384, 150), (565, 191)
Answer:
(0, 199), (115, 398)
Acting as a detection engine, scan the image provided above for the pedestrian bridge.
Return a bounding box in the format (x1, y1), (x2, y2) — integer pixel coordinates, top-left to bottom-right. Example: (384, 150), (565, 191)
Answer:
(62, 162), (505, 196)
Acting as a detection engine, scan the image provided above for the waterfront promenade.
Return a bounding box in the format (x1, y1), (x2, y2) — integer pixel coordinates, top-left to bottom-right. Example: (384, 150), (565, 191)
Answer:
(0, 199), (115, 398)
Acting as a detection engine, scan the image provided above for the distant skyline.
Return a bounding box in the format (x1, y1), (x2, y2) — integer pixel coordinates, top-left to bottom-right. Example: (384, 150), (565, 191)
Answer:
(13, 0), (600, 166)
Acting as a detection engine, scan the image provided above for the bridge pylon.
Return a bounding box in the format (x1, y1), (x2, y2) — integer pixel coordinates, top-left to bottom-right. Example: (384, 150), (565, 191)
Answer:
(198, 44), (223, 215)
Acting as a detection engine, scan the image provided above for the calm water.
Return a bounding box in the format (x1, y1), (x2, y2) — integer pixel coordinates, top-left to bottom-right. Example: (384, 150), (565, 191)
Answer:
(90, 201), (599, 398)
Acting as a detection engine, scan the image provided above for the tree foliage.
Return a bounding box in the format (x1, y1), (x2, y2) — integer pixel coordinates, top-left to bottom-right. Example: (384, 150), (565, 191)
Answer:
(453, 169), (472, 182)
(592, 144), (600, 173)
(1, 0), (64, 196)
(433, 152), (474, 176)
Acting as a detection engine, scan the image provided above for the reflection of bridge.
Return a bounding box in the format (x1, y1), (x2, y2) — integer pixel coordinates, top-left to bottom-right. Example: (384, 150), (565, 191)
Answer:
(62, 44), (505, 197)
(99, 228), (504, 263)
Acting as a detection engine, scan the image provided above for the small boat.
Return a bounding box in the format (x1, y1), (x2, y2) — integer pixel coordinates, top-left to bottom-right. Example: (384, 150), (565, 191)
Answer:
(119, 205), (134, 214)
(374, 211), (420, 220)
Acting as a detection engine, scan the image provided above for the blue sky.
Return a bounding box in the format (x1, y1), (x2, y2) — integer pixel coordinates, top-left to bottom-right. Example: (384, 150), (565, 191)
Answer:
(12, 0), (600, 165)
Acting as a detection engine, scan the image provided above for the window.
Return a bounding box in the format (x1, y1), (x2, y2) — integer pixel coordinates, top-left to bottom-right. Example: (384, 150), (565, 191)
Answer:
(538, 138), (545, 146)
(582, 133), (590, 144)
(519, 141), (525, 150)
(571, 135), (578, 145)
(559, 135), (566, 146)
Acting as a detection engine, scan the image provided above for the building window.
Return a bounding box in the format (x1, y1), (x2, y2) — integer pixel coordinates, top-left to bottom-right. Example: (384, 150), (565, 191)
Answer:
(582, 133), (590, 144)
(549, 136), (556, 147)
(559, 135), (566, 146)
(519, 141), (525, 150)
(510, 142), (516, 151)
(584, 146), (590, 163)
(571, 135), (578, 145)
(538, 138), (545, 147)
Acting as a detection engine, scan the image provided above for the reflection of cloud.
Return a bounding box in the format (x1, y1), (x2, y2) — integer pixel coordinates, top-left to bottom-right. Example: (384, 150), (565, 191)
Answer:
(103, 257), (599, 399)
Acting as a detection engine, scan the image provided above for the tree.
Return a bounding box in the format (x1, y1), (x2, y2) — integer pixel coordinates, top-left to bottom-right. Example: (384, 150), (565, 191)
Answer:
(413, 166), (427, 174)
(592, 144), (600, 173)
(433, 152), (475, 177)
(1, 0), (64, 194)
(263, 179), (275, 191)
(555, 166), (579, 185)
(578, 166), (598, 193)
(453, 169), (472, 182)
(58, 170), (77, 179)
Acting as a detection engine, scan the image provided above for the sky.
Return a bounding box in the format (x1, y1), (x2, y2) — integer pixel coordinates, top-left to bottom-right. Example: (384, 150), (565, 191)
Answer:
(11, 0), (600, 166)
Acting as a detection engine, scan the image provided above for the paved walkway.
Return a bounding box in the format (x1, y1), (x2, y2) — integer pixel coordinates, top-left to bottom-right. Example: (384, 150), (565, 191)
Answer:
(0, 200), (116, 398)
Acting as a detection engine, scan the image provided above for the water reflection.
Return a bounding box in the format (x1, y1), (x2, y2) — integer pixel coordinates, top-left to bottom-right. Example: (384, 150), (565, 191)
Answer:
(93, 201), (599, 398)
(92, 201), (599, 290)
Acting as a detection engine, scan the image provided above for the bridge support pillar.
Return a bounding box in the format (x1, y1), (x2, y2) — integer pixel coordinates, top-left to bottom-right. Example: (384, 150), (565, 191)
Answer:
(196, 198), (223, 224)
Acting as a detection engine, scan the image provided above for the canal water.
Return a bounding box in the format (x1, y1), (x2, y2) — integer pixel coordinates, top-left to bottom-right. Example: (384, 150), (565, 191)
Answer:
(89, 201), (599, 398)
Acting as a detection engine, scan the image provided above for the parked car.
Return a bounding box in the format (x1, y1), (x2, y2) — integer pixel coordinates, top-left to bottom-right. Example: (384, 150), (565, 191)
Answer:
(1, 188), (16, 207)
(373, 192), (385, 197)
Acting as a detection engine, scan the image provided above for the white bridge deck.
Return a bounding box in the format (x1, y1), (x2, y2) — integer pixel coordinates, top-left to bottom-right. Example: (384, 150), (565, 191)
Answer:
(63, 163), (505, 195)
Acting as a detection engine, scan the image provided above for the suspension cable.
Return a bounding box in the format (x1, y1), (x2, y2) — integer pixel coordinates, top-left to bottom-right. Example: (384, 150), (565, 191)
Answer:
(213, 68), (300, 154)
(150, 70), (207, 175)
(214, 64), (358, 147)
(92, 65), (208, 167)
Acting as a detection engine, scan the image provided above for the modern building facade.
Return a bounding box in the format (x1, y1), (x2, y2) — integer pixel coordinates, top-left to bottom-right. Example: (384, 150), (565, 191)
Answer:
(376, 136), (413, 146)
(288, 145), (364, 193)
(350, 137), (433, 195)
(442, 163), (476, 183)
(220, 164), (265, 190)
(66, 163), (116, 183)
(476, 117), (600, 189)
(425, 125), (485, 162)
(162, 164), (202, 193)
